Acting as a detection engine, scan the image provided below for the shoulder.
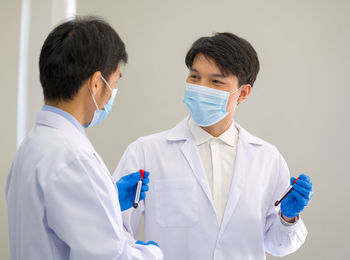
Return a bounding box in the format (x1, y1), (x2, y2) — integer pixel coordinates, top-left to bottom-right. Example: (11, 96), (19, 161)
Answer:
(236, 124), (290, 180)
(123, 130), (172, 156)
(31, 125), (96, 173)
(137, 129), (171, 144)
(128, 118), (190, 149)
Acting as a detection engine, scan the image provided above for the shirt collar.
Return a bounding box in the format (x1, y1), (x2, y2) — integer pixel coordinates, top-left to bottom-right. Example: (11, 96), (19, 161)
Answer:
(188, 117), (238, 147)
(42, 105), (86, 136)
(219, 121), (238, 147)
(188, 118), (212, 145)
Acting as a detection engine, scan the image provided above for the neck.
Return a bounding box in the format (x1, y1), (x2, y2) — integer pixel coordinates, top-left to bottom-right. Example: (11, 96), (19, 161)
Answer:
(201, 112), (234, 137)
(45, 99), (86, 126)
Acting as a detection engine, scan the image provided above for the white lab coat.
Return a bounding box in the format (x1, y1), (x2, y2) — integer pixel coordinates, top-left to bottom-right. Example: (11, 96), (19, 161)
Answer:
(113, 117), (307, 260)
(6, 110), (163, 260)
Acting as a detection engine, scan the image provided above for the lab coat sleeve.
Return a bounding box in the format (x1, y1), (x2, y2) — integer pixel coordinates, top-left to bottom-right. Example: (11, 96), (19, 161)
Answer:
(113, 139), (146, 239)
(263, 153), (308, 257)
(44, 154), (163, 260)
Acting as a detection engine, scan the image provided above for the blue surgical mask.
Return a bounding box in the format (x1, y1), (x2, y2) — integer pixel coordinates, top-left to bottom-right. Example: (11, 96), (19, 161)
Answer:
(84, 75), (118, 128)
(183, 83), (241, 127)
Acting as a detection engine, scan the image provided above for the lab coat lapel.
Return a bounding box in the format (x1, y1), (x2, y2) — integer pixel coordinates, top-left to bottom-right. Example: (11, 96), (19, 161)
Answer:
(167, 117), (217, 214)
(219, 124), (258, 235)
(180, 139), (216, 211)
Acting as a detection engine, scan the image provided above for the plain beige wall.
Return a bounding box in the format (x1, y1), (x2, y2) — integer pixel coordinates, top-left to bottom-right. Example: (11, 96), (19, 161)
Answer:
(1, 0), (349, 259)
(0, 1), (74, 258)
(0, 1), (21, 259)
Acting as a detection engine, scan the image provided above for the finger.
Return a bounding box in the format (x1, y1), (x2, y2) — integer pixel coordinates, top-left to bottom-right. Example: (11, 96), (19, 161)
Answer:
(290, 189), (310, 205)
(143, 171), (150, 178)
(142, 177), (150, 185)
(293, 183), (313, 199)
(141, 184), (149, 192)
(281, 192), (294, 206)
(296, 179), (312, 191)
(298, 174), (311, 182)
(140, 191), (146, 201)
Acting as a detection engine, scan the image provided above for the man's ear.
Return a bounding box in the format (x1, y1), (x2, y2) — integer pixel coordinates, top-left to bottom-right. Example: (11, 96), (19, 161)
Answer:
(238, 84), (252, 103)
(89, 71), (102, 96)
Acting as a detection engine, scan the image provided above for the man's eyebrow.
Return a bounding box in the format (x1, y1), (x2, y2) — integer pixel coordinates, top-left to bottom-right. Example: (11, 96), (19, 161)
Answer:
(190, 68), (200, 73)
(190, 68), (226, 78)
(210, 73), (226, 78)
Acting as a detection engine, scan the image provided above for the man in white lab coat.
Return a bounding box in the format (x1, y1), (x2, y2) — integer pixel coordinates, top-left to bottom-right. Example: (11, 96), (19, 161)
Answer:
(114, 32), (313, 259)
(6, 17), (163, 260)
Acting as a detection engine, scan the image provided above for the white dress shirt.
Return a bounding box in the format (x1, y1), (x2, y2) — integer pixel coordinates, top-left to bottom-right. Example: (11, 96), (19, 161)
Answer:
(189, 118), (238, 225)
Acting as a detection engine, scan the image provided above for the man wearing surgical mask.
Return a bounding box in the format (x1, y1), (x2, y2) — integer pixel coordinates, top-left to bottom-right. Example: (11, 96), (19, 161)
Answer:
(6, 17), (163, 260)
(114, 33), (313, 259)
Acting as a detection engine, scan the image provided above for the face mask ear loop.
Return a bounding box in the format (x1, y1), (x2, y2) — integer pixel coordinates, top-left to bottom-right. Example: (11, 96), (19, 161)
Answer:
(229, 85), (242, 96)
(231, 85), (244, 104)
(88, 79), (99, 110)
(227, 86), (243, 111)
(100, 75), (113, 92)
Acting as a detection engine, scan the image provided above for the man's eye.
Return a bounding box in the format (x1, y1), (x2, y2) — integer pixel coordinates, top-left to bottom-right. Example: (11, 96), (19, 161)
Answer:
(213, 79), (223, 84)
(190, 75), (199, 80)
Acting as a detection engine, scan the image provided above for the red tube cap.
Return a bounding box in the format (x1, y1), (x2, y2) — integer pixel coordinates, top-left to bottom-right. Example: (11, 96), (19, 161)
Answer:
(139, 169), (145, 178)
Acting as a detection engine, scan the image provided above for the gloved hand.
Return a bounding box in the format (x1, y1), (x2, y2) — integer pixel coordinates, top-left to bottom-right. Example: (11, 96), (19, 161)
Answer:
(281, 174), (313, 218)
(116, 171), (150, 211)
(136, 240), (160, 247)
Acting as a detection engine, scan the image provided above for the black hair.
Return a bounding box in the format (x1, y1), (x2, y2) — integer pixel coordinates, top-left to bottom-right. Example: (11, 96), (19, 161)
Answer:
(39, 16), (128, 101)
(185, 32), (260, 87)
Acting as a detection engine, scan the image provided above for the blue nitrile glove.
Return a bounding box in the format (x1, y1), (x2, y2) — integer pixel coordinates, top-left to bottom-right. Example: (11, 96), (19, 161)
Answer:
(116, 171), (150, 211)
(136, 240), (160, 247)
(281, 174), (313, 218)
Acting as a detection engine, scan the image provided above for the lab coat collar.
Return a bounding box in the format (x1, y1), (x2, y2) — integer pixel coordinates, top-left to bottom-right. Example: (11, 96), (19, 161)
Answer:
(234, 123), (264, 146)
(166, 116), (193, 141)
(41, 105), (86, 137)
(167, 116), (264, 146)
(35, 110), (94, 149)
(35, 110), (115, 180)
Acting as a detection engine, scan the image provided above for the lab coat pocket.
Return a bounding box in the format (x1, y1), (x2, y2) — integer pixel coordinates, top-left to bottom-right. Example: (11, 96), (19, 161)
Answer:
(154, 179), (199, 227)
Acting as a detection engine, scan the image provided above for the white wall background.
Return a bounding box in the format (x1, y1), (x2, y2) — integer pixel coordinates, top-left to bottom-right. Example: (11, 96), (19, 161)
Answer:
(0, 1), (21, 259)
(0, 0), (75, 259)
(1, 0), (349, 259)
